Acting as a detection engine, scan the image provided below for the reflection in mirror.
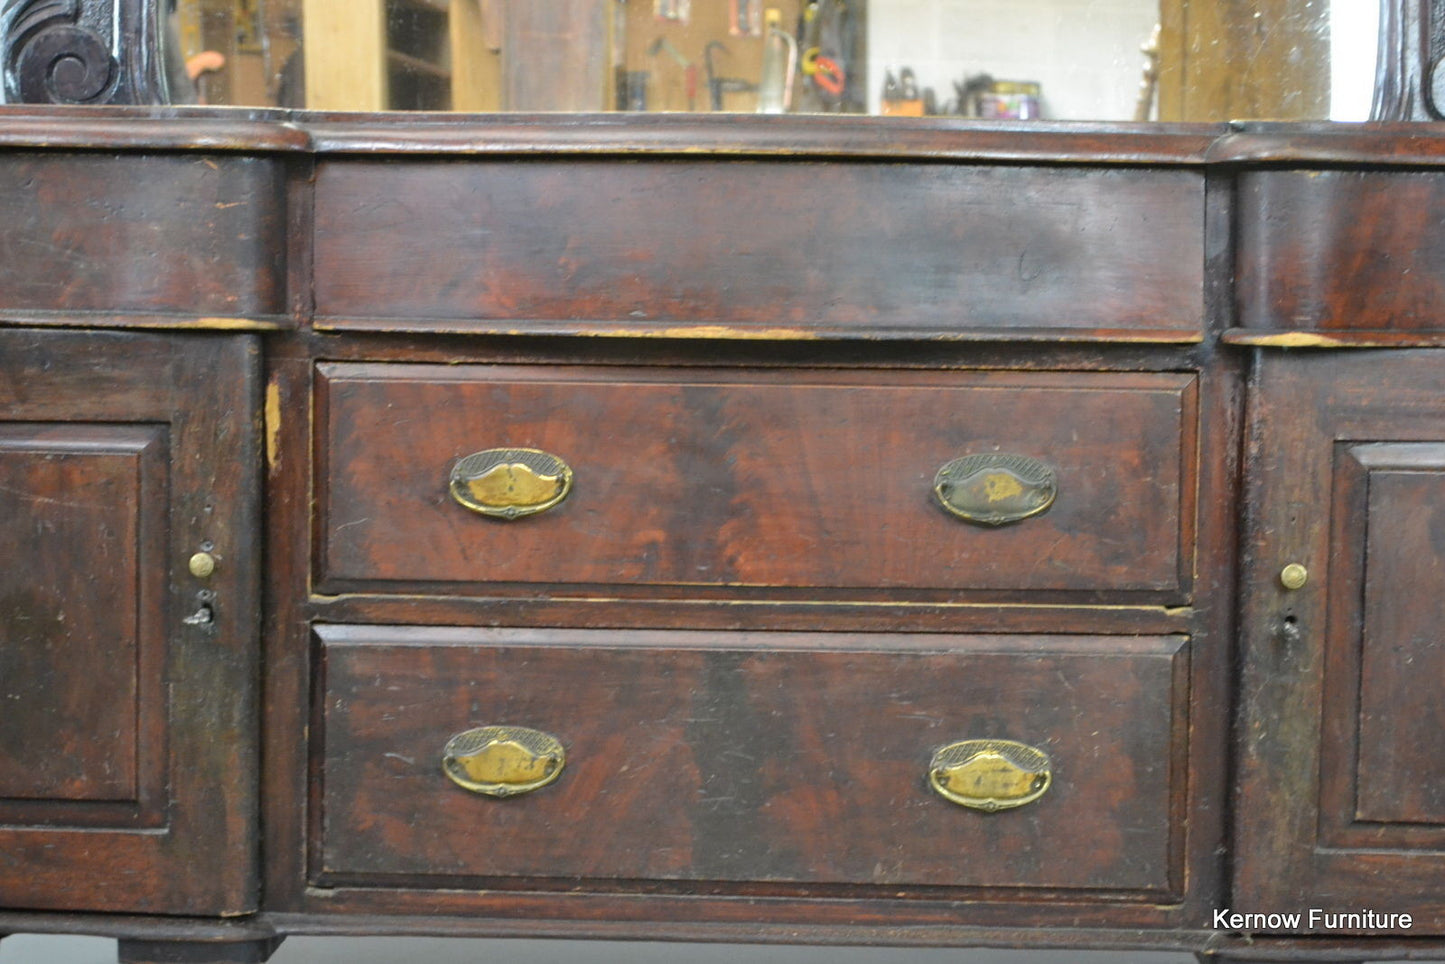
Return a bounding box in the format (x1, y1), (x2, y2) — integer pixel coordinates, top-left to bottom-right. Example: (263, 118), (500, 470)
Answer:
(162, 0), (1380, 121)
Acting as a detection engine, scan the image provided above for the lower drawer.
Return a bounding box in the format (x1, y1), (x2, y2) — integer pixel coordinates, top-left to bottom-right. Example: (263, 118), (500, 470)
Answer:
(315, 626), (1187, 897)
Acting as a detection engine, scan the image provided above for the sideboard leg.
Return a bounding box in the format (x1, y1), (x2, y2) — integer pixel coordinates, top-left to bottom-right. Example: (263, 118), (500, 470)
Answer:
(117, 937), (285, 964)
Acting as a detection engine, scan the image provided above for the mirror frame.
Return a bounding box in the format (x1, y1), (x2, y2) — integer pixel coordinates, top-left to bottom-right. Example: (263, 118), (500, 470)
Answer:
(1, 0), (1442, 120)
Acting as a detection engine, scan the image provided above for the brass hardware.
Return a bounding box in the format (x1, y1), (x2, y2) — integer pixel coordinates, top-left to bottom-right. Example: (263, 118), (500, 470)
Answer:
(188, 552), (217, 579)
(933, 454), (1057, 526)
(1280, 563), (1309, 590)
(929, 739), (1052, 812)
(449, 449), (573, 520)
(442, 725), (565, 797)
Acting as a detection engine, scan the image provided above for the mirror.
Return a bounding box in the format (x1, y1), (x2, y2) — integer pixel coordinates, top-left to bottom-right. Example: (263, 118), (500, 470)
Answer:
(162, 0), (1384, 121)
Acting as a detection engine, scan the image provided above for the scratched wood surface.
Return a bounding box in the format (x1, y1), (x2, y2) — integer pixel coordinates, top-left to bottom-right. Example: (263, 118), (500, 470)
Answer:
(311, 159), (1206, 336)
(1237, 169), (1445, 332)
(0, 329), (261, 916)
(0, 424), (163, 806)
(316, 625), (1185, 895)
(1236, 350), (1445, 931)
(0, 153), (288, 318)
(1353, 448), (1445, 826)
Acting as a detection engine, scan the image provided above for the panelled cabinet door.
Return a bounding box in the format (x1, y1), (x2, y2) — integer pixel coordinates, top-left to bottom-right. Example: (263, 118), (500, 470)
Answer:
(1237, 350), (1445, 932)
(0, 329), (260, 915)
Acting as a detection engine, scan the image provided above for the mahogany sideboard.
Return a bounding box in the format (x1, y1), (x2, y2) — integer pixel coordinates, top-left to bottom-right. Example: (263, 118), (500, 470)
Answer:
(3, 109), (1445, 964)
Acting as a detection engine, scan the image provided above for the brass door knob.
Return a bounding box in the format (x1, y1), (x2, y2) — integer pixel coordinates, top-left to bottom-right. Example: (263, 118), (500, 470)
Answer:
(929, 739), (1052, 812)
(188, 551), (217, 578)
(442, 725), (565, 797)
(1280, 563), (1309, 590)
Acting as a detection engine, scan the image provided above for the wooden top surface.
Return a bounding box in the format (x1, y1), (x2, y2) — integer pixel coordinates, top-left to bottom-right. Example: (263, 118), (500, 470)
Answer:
(2, 105), (1443, 165)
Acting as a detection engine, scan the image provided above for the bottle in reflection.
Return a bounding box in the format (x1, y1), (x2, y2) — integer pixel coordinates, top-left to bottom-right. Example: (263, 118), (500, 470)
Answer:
(757, 8), (797, 113)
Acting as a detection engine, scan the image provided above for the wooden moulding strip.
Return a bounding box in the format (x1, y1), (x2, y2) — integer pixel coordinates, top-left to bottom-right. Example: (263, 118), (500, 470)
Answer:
(299, 113), (1223, 163)
(0, 312), (292, 332)
(1222, 328), (1445, 348)
(312, 316), (1207, 344)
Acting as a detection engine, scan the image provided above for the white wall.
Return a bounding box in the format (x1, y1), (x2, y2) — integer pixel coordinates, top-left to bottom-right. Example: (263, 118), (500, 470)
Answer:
(1331, 0), (1380, 121)
(867, 0), (1160, 119)
(869, 0), (1385, 122)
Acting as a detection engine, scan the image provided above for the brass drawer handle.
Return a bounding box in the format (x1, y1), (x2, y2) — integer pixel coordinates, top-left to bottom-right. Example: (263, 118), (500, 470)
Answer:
(449, 448), (573, 519)
(929, 739), (1052, 812)
(442, 725), (566, 798)
(933, 454), (1057, 526)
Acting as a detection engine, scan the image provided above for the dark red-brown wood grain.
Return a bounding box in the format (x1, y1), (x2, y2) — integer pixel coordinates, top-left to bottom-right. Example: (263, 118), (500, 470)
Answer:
(312, 159), (1207, 336)
(1237, 169), (1445, 332)
(316, 364), (1195, 599)
(0, 153), (288, 319)
(1237, 350), (1445, 931)
(0, 329), (260, 916)
(316, 626), (1186, 895)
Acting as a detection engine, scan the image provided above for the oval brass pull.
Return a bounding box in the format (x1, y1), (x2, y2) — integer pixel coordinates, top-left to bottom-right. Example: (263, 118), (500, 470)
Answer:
(933, 454), (1057, 526)
(449, 448), (573, 519)
(442, 725), (566, 798)
(929, 739), (1052, 812)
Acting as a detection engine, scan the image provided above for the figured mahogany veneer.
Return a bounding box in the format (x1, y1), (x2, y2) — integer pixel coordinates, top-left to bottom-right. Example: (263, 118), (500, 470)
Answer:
(315, 364), (1196, 599)
(315, 626), (1187, 896)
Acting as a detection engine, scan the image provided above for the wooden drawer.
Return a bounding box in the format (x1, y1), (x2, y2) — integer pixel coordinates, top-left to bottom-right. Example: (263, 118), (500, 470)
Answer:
(312, 160), (1205, 339)
(1237, 170), (1445, 333)
(0, 153), (288, 319)
(315, 625), (1187, 896)
(316, 364), (1196, 600)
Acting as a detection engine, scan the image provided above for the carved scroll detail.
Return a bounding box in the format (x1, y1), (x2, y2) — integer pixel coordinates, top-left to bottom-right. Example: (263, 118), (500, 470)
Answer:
(2, 0), (115, 103)
(2, 0), (165, 105)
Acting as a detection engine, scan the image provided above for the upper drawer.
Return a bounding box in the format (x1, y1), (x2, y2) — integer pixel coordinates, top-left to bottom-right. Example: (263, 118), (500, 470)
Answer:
(316, 626), (1187, 896)
(0, 153), (288, 319)
(312, 160), (1205, 340)
(1237, 170), (1445, 334)
(316, 364), (1196, 600)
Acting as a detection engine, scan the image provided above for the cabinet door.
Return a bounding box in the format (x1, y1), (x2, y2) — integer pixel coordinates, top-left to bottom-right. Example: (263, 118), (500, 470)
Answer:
(1237, 350), (1445, 931)
(0, 330), (259, 915)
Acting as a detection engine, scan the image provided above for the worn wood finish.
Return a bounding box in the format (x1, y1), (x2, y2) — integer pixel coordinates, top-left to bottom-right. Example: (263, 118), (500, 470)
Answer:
(0, 425), (157, 802)
(312, 159), (1206, 336)
(317, 364), (1195, 598)
(1351, 447), (1445, 824)
(1236, 350), (1445, 931)
(0, 152), (288, 317)
(3, 110), (1445, 962)
(299, 113), (1225, 160)
(316, 626), (1186, 894)
(0, 329), (260, 916)
(1315, 441), (1445, 852)
(1237, 169), (1445, 333)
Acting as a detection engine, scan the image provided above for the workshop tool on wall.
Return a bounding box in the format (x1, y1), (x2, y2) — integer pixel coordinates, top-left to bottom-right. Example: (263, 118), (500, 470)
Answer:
(653, 0), (690, 23)
(756, 8), (798, 113)
(881, 66), (923, 116)
(797, 0), (855, 111)
(704, 41), (756, 110)
(647, 36), (699, 111)
(730, 0), (760, 36)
